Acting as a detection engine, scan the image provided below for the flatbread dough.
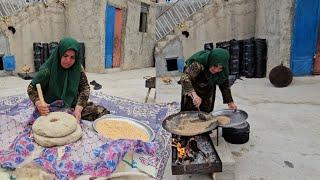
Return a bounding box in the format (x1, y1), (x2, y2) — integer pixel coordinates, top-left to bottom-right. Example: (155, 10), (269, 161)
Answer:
(32, 112), (77, 138)
(33, 124), (82, 147)
(217, 115), (231, 125)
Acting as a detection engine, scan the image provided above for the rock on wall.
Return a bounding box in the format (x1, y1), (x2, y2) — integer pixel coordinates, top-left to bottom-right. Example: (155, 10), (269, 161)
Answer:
(0, 0), (65, 72)
(180, 0), (256, 60)
(255, 0), (294, 73)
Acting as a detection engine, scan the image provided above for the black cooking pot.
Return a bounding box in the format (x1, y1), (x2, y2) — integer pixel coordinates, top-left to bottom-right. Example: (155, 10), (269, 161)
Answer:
(222, 122), (250, 144)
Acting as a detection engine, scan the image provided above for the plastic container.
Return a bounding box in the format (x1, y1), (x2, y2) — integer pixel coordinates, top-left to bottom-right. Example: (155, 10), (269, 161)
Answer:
(3, 54), (16, 71)
(177, 57), (185, 73)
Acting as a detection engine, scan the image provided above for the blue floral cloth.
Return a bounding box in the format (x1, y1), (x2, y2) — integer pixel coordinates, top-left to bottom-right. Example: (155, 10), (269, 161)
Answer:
(0, 93), (179, 179)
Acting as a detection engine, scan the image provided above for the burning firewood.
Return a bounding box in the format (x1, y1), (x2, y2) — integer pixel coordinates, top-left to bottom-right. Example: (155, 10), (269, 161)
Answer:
(188, 138), (208, 161)
(172, 138), (188, 164)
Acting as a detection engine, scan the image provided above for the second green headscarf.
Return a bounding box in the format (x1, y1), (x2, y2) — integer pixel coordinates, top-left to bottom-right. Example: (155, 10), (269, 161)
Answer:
(186, 48), (230, 85)
(31, 37), (81, 107)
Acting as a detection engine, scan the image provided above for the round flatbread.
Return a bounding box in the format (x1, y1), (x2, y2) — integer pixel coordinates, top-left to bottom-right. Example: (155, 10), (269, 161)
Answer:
(33, 124), (82, 147)
(32, 112), (77, 138)
(217, 115), (231, 125)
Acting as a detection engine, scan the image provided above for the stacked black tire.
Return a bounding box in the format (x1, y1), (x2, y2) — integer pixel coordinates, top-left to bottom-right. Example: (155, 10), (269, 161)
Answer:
(255, 39), (267, 78)
(216, 41), (230, 52)
(242, 38), (255, 78)
(215, 38), (267, 78)
(49, 42), (59, 56)
(33, 43), (43, 72)
(229, 39), (240, 76)
(33, 42), (86, 71)
(79, 42), (86, 69)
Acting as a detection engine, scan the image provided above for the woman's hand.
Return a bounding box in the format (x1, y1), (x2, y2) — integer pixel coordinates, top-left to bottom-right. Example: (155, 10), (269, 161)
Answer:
(189, 91), (202, 107)
(228, 102), (237, 110)
(35, 100), (49, 116)
(73, 105), (83, 122)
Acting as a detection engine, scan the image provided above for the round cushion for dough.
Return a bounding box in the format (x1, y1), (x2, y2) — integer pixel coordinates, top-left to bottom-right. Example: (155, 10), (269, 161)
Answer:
(32, 112), (77, 138)
(33, 124), (82, 147)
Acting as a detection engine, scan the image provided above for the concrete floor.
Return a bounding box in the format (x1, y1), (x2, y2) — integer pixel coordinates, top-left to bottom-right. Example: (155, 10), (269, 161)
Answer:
(1, 67), (320, 180)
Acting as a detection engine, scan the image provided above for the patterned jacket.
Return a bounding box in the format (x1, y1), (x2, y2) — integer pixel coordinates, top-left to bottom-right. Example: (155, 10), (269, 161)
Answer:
(180, 61), (233, 104)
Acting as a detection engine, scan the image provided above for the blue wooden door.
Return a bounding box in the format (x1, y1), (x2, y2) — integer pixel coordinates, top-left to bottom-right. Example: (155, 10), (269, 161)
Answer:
(291, 0), (320, 76)
(105, 5), (115, 69)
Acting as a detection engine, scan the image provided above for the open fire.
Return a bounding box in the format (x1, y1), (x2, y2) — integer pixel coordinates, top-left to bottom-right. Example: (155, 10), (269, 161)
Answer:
(172, 134), (218, 166)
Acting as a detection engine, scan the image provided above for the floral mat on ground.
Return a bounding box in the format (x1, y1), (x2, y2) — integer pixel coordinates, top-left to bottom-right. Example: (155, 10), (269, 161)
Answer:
(0, 92), (179, 179)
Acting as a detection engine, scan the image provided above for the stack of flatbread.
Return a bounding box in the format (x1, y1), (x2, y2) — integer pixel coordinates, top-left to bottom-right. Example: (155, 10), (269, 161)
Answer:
(32, 112), (82, 147)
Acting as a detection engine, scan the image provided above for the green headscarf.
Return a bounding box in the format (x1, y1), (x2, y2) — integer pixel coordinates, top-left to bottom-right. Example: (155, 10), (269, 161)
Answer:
(31, 37), (81, 107)
(186, 48), (230, 85)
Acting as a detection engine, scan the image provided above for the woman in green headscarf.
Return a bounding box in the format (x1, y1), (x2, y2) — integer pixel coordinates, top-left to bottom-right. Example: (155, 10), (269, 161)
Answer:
(180, 48), (237, 113)
(27, 37), (109, 121)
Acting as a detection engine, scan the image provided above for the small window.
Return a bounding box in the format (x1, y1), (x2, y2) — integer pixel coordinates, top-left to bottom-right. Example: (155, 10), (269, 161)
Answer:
(166, 58), (178, 71)
(139, 3), (149, 32)
(0, 55), (3, 70)
(204, 42), (214, 51)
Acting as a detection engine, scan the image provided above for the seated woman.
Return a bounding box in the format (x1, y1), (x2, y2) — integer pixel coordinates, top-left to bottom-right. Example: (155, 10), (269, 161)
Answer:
(27, 37), (109, 122)
(180, 48), (237, 113)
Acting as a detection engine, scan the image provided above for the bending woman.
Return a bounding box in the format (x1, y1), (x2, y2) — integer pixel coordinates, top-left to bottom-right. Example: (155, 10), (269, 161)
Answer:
(180, 48), (237, 113)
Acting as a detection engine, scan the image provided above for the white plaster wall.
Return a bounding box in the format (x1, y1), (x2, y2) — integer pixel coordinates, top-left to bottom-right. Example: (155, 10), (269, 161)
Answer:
(155, 37), (183, 77)
(255, 0), (294, 73)
(65, 0), (108, 73)
(0, 0), (295, 75)
(66, 0), (157, 72)
(180, 0), (256, 60)
(0, 34), (8, 55)
(122, 0), (157, 70)
(156, 0), (295, 75)
(0, 0), (65, 72)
